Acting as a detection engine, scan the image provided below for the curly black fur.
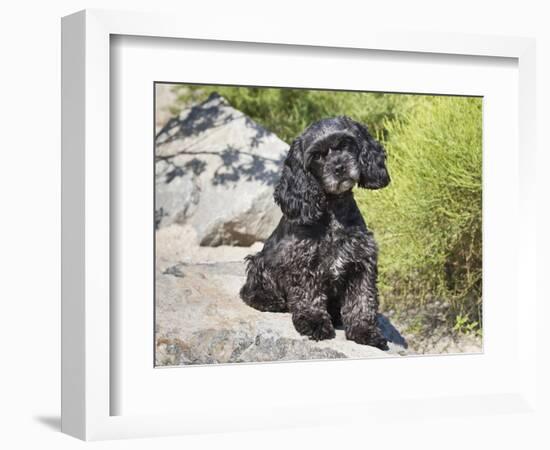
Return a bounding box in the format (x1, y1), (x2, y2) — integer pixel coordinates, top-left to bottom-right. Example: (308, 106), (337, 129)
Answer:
(240, 116), (390, 350)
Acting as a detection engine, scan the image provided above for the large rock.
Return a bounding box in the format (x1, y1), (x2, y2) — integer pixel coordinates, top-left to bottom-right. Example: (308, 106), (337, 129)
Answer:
(155, 259), (407, 366)
(155, 93), (287, 246)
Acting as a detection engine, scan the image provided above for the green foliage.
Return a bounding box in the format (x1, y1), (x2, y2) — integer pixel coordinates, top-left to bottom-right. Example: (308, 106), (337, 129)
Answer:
(171, 84), (483, 333)
(453, 314), (482, 337)
(355, 96), (482, 329)
(174, 85), (417, 143)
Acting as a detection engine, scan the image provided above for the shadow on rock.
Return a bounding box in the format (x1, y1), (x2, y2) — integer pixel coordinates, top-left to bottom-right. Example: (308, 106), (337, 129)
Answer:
(155, 93), (288, 245)
(377, 314), (408, 350)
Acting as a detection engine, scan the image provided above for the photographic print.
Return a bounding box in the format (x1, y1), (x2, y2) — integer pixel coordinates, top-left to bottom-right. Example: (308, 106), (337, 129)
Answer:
(154, 83), (482, 366)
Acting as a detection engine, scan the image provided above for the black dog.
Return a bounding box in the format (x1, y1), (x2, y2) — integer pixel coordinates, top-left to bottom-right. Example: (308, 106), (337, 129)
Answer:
(240, 116), (390, 350)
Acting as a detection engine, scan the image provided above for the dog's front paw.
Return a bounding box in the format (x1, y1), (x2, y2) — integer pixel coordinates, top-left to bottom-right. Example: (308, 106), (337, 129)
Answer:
(292, 310), (336, 341)
(346, 324), (388, 350)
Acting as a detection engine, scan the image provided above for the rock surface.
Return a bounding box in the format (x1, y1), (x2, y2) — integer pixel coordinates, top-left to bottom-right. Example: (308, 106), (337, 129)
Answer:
(155, 236), (408, 366)
(155, 84), (179, 132)
(155, 93), (287, 246)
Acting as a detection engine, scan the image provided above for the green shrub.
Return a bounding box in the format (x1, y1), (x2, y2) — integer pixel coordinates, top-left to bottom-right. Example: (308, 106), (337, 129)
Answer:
(355, 96), (482, 329)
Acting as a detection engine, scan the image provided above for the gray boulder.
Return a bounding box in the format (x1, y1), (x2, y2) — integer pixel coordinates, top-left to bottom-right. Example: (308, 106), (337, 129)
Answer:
(155, 93), (287, 246)
(155, 260), (407, 366)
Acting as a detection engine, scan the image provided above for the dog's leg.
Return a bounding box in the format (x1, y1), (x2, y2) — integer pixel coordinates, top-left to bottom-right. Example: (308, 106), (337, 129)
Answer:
(341, 269), (388, 350)
(327, 294), (344, 328)
(240, 253), (288, 312)
(287, 280), (335, 341)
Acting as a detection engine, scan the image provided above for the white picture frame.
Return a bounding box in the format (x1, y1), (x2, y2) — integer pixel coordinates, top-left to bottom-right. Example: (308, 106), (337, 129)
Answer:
(61, 9), (538, 441)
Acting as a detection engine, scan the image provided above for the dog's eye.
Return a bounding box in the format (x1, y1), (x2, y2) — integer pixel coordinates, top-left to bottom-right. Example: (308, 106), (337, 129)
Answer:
(313, 153), (324, 161)
(337, 142), (350, 151)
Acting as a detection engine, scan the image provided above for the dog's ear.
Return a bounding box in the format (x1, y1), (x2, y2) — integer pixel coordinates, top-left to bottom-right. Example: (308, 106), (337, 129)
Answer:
(349, 119), (391, 190)
(274, 137), (326, 224)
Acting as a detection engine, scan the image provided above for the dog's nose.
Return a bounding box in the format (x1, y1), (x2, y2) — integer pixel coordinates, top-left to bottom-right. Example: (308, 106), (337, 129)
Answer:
(335, 164), (345, 176)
